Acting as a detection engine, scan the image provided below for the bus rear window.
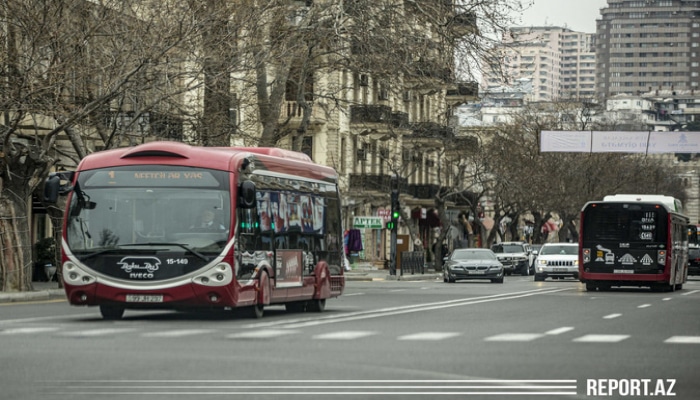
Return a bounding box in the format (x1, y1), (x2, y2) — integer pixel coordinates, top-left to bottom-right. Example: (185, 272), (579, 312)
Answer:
(583, 204), (664, 243)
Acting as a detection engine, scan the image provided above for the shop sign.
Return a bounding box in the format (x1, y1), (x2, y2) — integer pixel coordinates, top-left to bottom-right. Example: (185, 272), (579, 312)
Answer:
(353, 216), (383, 229)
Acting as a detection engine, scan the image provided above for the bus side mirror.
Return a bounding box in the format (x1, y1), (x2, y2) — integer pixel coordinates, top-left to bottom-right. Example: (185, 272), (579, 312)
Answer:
(43, 171), (75, 203)
(239, 180), (256, 209)
(44, 175), (61, 204)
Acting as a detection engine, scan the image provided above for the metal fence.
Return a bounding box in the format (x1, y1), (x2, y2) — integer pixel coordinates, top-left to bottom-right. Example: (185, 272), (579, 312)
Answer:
(400, 251), (425, 275)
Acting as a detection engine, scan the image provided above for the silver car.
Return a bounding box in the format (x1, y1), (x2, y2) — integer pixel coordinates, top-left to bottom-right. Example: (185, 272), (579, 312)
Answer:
(533, 243), (579, 281)
(444, 249), (504, 283)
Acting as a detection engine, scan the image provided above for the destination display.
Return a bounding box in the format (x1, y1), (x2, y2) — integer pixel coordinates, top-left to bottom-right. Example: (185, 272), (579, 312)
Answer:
(81, 167), (224, 188)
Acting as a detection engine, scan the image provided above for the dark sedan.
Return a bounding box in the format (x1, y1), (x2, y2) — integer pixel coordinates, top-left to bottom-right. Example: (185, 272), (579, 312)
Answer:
(689, 246), (700, 276)
(443, 249), (504, 283)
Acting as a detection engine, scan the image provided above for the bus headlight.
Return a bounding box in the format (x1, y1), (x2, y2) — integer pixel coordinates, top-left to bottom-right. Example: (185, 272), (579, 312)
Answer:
(193, 263), (233, 287)
(62, 262), (96, 286)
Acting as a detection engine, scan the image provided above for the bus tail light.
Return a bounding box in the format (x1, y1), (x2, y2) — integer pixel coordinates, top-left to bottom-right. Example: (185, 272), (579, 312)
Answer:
(657, 250), (666, 265)
(583, 248), (591, 263)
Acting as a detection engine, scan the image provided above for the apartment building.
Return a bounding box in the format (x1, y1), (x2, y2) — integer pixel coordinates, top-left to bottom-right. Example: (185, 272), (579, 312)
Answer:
(482, 26), (596, 102)
(595, 0), (700, 99)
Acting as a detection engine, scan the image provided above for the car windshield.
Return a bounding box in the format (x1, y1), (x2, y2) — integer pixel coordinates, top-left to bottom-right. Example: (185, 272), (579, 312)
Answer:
(451, 250), (497, 261)
(492, 244), (525, 253)
(540, 245), (578, 256)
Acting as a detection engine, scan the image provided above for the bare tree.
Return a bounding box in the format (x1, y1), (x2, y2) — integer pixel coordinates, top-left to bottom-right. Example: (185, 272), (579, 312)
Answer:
(0, 0), (208, 290)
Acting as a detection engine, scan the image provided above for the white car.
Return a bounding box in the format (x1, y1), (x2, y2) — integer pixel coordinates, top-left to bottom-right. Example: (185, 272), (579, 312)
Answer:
(534, 243), (579, 281)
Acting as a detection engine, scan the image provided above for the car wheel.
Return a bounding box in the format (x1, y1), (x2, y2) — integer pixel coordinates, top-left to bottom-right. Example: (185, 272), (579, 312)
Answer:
(521, 265), (529, 276)
(491, 276), (504, 283)
(534, 274), (545, 282)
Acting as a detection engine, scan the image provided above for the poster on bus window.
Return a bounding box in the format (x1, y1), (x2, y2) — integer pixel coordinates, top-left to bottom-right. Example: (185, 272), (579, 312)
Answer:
(275, 250), (303, 287)
(258, 191), (325, 235)
(258, 192), (272, 232)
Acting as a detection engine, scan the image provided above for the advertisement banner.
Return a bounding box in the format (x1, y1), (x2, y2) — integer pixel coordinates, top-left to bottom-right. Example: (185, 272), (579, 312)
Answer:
(541, 130), (700, 153)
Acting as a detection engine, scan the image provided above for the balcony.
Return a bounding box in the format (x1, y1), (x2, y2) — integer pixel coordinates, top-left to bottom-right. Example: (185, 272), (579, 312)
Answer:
(348, 173), (408, 193)
(389, 112), (409, 129)
(451, 12), (478, 36)
(413, 59), (453, 82)
(410, 122), (454, 139)
(445, 82), (479, 104)
(350, 105), (392, 124)
(407, 184), (442, 199)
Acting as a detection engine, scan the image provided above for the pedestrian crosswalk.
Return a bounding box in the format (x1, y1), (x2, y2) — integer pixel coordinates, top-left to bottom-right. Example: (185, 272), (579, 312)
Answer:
(1, 325), (699, 345)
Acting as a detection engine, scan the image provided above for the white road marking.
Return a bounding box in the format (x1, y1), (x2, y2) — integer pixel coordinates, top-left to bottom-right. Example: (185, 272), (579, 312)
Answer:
(59, 328), (135, 337)
(573, 334), (630, 343)
(545, 327), (574, 335)
(682, 290), (699, 296)
(603, 313), (622, 319)
(343, 293), (365, 296)
(0, 326), (61, 335)
(313, 331), (376, 340)
(245, 288), (571, 330)
(142, 329), (215, 338)
(637, 304), (651, 308)
(484, 333), (544, 342)
(398, 332), (461, 341)
(226, 329), (298, 339)
(664, 336), (700, 344)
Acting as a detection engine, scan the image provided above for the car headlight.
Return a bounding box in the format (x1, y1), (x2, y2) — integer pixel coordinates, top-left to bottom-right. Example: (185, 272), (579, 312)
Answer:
(573, 260), (579, 266)
(538, 259), (547, 266)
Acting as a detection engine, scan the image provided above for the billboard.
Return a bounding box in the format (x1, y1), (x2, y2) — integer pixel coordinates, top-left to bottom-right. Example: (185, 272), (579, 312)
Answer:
(541, 130), (700, 153)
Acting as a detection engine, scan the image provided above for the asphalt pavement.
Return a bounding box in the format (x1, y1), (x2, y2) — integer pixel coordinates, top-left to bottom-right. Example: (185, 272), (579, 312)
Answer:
(0, 263), (441, 304)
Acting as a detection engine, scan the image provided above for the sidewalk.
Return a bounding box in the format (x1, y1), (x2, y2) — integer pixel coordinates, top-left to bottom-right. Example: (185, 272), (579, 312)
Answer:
(344, 262), (442, 282)
(0, 281), (66, 303)
(0, 264), (442, 304)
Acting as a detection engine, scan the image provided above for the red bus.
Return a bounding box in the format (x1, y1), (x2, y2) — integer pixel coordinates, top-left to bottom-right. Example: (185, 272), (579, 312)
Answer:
(579, 194), (689, 292)
(44, 141), (345, 319)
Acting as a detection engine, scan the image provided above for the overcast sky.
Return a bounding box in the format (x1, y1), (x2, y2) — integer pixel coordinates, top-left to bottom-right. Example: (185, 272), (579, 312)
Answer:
(515, 0), (609, 33)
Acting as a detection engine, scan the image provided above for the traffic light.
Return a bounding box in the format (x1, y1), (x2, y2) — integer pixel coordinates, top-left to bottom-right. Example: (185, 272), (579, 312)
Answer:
(388, 189), (399, 230)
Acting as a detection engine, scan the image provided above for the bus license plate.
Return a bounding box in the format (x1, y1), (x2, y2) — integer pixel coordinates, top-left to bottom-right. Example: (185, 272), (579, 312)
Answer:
(613, 269), (634, 274)
(126, 294), (163, 303)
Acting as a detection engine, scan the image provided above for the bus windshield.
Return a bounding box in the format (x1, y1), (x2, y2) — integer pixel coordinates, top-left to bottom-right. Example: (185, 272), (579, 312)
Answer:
(66, 166), (231, 259)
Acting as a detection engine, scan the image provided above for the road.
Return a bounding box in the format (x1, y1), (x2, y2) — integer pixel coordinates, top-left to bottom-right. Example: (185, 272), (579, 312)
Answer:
(1, 275), (699, 400)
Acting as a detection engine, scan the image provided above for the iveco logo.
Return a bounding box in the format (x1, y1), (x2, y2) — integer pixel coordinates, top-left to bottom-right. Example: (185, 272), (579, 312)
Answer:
(118, 256), (161, 279)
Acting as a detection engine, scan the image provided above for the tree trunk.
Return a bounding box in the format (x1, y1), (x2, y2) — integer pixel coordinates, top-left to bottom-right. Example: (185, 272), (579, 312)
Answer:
(0, 195), (32, 291)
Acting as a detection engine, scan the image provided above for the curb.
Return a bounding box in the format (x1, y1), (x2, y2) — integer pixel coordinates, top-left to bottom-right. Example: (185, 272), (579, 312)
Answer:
(0, 289), (65, 303)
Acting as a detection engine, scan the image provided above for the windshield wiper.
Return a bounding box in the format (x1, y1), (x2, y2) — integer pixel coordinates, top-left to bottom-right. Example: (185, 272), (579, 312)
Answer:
(121, 243), (210, 262)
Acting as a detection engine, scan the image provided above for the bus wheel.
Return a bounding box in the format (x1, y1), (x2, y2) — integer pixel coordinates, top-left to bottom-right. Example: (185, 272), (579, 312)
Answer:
(248, 304), (264, 319)
(100, 305), (125, 320)
(585, 282), (597, 291)
(675, 284), (683, 290)
(308, 298), (326, 313)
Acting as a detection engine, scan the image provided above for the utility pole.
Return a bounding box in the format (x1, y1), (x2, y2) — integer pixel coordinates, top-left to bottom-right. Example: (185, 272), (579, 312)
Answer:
(387, 175), (399, 275)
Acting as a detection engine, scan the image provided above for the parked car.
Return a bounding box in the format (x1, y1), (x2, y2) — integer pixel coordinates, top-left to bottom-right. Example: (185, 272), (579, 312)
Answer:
(443, 249), (504, 283)
(688, 245), (700, 276)
(490, 241), (531, 276)
(533, 243), (579, 281)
